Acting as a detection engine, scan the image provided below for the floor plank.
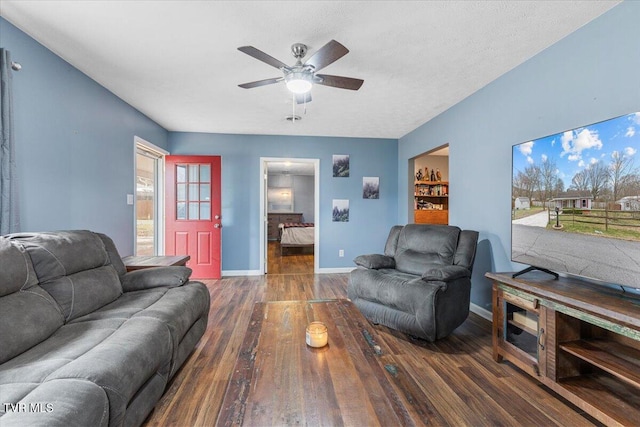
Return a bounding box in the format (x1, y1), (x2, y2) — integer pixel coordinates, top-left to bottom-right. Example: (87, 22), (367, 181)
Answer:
(144, 273), (600, 426)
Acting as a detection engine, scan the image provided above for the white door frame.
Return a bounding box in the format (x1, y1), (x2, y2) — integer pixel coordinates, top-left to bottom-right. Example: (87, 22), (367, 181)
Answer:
(259, 157), (320, 274)
(134, 136), (168, 255)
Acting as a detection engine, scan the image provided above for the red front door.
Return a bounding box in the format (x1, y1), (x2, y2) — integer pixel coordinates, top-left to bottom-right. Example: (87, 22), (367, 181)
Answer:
(165, 155), (221, 279)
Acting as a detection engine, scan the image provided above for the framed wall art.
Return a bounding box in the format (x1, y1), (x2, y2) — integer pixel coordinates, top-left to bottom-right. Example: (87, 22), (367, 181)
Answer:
(332, 199), (349, 222)
(332, 154), (349, 177)
(363, 177), (379, 199)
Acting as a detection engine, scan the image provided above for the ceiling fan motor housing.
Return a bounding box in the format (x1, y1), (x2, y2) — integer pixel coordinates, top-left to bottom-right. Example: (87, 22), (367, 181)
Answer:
(291, 43), (308, 60)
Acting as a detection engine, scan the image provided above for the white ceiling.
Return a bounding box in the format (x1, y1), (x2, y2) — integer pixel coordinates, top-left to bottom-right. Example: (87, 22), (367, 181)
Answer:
(1, 1), (620, 139)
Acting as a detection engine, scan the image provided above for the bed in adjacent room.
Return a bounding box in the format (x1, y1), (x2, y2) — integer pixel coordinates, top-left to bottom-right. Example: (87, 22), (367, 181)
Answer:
(279, 222), (315, 255)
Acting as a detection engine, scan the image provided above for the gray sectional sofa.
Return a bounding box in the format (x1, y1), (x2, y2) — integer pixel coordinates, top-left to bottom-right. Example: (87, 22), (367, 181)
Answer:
(0, 230), (210, 427)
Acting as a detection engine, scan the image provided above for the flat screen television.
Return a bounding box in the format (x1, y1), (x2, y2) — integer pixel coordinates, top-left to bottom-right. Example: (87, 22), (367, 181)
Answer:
(512, 112), (640, 291)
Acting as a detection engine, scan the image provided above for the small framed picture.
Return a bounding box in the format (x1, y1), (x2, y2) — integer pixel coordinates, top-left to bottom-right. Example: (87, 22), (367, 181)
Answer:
(332, 199), (349, 222)
(332, 154), (349, 177)
(363, 177), (379, 199)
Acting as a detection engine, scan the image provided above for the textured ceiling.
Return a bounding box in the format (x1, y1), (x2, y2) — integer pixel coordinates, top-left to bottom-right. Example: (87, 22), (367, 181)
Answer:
(0, 1), (620, 139)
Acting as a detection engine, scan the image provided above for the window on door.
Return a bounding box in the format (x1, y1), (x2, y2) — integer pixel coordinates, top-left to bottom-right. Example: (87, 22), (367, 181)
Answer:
(175, 164), (211, 220)
(135, 139), (166, 255)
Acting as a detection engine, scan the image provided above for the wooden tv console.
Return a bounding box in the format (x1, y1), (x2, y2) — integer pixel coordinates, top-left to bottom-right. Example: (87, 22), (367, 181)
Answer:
(486, 272), (640, 426)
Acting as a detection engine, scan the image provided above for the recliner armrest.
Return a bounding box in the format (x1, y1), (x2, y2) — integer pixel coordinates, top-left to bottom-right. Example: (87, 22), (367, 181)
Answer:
(421, 265), (470, 282)
(353, 254), (396, 269)
(121, 266), (192, 292)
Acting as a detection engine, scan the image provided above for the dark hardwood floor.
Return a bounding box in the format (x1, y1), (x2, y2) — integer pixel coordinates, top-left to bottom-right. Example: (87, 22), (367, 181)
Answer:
(144, 269), (599, 426)
(266, 241), (314, 275)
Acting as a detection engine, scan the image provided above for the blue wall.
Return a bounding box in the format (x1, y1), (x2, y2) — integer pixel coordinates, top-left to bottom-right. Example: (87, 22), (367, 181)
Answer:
(0, 18), (168, 254)
(169, 132), (398, 272)
(398, 1), (640, 312)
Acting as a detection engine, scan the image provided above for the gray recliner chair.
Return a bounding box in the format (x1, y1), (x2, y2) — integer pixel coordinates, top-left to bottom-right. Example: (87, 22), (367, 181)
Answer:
(348, 224), (479, 342)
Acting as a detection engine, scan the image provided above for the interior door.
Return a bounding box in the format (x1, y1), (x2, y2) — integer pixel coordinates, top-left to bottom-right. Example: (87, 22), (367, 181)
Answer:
(165, 155), (221, 279)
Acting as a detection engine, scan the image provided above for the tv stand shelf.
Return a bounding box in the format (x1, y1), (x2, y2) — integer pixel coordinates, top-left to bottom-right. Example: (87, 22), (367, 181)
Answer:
(508, 317), (537, 336)
(560, 339), (640, 389)
(487, 272), (640, 426)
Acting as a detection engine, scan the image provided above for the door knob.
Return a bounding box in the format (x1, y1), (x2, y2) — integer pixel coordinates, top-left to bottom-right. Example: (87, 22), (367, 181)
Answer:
(214, 223), (222, 228)
(214, 214), (221, 219)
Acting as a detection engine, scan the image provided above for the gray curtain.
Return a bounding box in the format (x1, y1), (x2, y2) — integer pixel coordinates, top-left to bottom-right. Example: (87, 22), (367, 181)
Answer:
(0, 48), (20, 234)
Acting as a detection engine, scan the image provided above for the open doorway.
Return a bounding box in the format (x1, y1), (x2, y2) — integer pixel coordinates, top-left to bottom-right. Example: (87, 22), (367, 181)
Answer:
(260, 158), (319, 275)
(410, 144), (449, 224)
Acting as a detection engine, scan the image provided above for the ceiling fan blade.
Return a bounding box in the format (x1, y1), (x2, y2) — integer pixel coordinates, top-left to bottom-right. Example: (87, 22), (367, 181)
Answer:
(304, 40), (349, 72)
(238, 77), (283, 89)
(238, 46), (290, 70)
(296, 93), (312, 104)
(315, 74), (364, 91)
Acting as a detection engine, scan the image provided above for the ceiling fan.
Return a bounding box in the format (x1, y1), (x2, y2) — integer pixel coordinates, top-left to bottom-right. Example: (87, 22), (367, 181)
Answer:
(237, 40), (364, 104)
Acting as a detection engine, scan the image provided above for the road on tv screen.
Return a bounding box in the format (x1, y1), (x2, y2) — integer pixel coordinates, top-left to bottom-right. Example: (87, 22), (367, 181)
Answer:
(512, 223), (640, 288)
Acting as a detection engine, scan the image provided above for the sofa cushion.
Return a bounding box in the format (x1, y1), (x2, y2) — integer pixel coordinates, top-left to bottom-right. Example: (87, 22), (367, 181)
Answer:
(349, 268), (444, 316)
(121, 266), (192, 292)
(69, 288), (169, 323)
(71, 282), (210, 376)
(131, 283), (210, 373)
(13, 231), (109, 282)
(97, 233), (127, 278)
(453, 229), (480, 271)
(0, 235), (64, 364)
(353, 254), (396, 269)
(383, 225), (403, 257)
(40, 266), (123, 322)
(12, 231), (123, 322)
(394, 224), (460, 275)
(0, 319), (129, 385)
(0, 316), (171, 426)
(422, 264), (471, 282)
(0, 237), (38, 296)
(45, 316), (172, 426)
(0, 287), (64, 364)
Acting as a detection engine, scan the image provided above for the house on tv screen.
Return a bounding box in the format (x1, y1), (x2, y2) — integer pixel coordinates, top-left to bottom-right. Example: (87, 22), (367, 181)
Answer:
(549, 195), (593, 210)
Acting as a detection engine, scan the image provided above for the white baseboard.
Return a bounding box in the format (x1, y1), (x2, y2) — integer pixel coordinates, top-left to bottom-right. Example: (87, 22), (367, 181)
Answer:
(317, 267), (355, 274)
(470, 302), (492, 321)
(222, 269), (262, 277)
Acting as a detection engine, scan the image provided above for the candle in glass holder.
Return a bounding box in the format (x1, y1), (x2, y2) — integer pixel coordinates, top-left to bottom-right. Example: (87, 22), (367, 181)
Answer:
(306, 321), (328, 348)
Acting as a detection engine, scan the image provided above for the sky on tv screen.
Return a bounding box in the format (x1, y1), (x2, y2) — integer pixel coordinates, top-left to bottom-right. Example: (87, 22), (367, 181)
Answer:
(513, 112), (640, 188)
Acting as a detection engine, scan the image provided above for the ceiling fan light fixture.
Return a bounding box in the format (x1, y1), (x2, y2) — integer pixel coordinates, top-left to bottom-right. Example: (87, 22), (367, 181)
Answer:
(285, 71), (312, 94)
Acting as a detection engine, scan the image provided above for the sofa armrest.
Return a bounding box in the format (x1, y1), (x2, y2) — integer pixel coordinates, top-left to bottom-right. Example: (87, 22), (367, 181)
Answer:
(353, 254), (396, 269)
(421, 265), (470, 282)
(121, 266), (192, 292)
